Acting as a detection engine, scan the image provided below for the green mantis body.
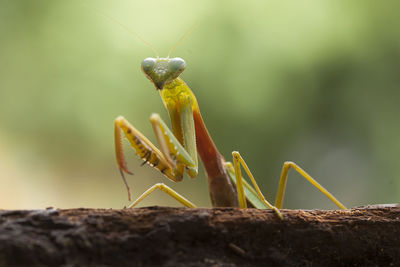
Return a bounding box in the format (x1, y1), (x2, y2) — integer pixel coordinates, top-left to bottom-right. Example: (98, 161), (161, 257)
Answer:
(114, 55), (347, 218)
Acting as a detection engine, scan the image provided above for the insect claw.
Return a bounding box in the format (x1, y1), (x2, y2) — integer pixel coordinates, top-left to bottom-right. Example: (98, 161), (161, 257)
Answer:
(141, 160), (148, 166)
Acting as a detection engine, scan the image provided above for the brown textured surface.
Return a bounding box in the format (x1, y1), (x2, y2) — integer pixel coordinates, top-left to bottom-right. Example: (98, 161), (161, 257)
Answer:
(0, 205), (399, 266)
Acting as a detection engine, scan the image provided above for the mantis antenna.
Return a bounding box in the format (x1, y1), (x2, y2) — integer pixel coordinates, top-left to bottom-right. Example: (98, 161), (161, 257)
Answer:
(87, 5), (159, 57)
(167, 21), (199, 58)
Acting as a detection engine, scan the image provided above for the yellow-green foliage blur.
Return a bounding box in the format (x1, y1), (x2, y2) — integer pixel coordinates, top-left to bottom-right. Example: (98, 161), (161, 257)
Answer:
(1, 0), (399, 209)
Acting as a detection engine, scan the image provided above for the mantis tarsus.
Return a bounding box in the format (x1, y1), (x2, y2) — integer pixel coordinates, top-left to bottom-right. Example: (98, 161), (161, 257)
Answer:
(113, 25), (347, 219)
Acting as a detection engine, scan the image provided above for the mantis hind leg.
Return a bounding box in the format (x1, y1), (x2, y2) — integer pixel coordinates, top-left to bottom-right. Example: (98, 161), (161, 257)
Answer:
(274, 161), (347, 209)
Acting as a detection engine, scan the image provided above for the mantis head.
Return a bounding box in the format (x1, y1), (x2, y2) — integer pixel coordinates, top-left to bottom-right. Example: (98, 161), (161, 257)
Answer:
(141, 57), (186, 90)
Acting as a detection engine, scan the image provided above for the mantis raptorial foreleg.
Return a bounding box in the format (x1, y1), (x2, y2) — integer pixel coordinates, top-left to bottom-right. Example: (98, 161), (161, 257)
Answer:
(114, 100), (200, 206)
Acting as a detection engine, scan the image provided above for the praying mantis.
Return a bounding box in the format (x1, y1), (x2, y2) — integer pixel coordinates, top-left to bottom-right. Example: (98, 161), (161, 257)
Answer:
(113, 25), (347, 219)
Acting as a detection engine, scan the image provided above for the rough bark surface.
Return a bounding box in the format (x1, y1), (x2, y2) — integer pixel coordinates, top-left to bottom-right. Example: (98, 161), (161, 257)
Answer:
(0, 205), (399, 266)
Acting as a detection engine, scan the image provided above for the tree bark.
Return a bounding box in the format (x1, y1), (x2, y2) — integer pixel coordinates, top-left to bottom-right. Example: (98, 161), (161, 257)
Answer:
(0, 205), (399, 266)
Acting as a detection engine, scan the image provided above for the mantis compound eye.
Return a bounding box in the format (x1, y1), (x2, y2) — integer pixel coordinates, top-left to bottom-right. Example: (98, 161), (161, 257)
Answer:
(168, 57), (186, 74)
(141, 58), (156, 74)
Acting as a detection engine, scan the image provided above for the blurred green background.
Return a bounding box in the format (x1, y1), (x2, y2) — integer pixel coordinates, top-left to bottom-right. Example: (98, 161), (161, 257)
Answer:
(1, 0), (399, 209)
